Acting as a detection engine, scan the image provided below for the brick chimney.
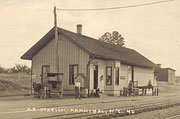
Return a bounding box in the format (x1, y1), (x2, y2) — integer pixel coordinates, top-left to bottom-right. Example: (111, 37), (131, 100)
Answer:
(157, 64), (161, 68)
(77, 24), (82, 35)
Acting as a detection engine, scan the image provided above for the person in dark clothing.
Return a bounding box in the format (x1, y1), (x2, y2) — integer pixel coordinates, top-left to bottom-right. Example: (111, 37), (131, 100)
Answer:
(128, 81), (133, 95)
(95, 88), (100, 98)
(148, 79), (152, 87)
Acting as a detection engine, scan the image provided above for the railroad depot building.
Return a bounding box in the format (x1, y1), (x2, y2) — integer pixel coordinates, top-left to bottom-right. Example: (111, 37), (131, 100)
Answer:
(21, 25), (157, 96)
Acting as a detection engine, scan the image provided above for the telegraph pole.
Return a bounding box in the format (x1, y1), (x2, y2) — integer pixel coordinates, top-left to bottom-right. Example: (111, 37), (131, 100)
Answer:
(54, 6), (63, 98)
(54, 6), (59, 74)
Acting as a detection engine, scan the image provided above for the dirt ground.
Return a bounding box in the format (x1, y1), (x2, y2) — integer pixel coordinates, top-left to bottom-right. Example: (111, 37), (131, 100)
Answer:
(1, 92), (180, 119)
(118, 105), (180, 119)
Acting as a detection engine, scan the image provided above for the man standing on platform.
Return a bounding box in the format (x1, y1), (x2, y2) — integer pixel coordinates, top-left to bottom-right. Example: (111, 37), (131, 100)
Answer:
(75, 78), (81, 99)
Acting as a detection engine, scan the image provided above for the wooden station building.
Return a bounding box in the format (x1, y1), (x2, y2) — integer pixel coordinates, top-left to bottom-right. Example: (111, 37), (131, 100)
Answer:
(21, 25), (157, 96)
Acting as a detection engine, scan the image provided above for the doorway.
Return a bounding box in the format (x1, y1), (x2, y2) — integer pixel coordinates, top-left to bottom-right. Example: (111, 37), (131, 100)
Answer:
(41, 65), (50, 85)
(127, 66), (134, 82)
(94, 65), (98, 89)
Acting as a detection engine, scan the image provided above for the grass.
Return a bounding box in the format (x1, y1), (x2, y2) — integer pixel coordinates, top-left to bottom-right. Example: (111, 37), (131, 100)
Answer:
(158, 81), (180, 93)
(0, 73), (31, 97)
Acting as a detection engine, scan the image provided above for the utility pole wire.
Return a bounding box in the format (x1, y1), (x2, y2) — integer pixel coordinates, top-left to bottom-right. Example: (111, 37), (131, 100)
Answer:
(56, 0), (175, 11)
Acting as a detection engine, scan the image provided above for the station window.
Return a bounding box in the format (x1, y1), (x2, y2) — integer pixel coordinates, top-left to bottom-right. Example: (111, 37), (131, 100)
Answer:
(120, 76), (126, 80)
(42, 65), (50, 74)
(69, 64), (78, 85)
(106, 66), (112, 85)
(115, 67), (119, 85)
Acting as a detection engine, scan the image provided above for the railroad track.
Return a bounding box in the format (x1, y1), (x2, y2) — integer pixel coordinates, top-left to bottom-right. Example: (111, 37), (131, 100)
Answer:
(33, 94), (180, 109)
(32, 97), (180, 119)
(165, 114), (180, 119)
(64, 100), (180, 119)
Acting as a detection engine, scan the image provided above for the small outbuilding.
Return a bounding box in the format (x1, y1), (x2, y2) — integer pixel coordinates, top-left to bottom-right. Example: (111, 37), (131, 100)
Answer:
(21, 25), (157, 96)
(155, 66), (176, 83)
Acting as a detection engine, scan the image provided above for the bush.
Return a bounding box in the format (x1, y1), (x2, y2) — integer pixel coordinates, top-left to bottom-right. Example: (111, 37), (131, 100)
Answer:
(0, 64), (31, 74)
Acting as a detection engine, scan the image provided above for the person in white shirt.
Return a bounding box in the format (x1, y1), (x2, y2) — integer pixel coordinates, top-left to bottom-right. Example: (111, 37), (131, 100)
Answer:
(75, 79), (81, 99)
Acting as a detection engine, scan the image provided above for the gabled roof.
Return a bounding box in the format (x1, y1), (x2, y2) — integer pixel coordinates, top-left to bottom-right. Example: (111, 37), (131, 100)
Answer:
(163, 68), (176, 71)
(21, 27), (157, 68)
(21, 28), (55, 60)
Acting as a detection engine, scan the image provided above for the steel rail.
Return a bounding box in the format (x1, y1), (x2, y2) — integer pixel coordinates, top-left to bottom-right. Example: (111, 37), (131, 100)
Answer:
(63, 100), (180, 119)
(33, 94), (180, 109)
(32, 96), (180, 119)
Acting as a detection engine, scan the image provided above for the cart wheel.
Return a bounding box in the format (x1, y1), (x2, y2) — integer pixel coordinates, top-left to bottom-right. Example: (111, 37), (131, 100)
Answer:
(59, 88), (63, 99)
(39, 89), (44, 99)
(44, 90), (47, 100)
(34, 92), (39, 98)
(44, 87), (47, 100)
(47, 90), (51, 98)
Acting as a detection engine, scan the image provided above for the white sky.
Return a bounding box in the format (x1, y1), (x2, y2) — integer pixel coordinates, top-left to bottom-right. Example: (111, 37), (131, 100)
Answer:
(0, 0), (180, 75)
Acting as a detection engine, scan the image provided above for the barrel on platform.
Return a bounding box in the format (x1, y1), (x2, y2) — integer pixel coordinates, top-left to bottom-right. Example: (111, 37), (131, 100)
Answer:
(80, 87), (88, 98)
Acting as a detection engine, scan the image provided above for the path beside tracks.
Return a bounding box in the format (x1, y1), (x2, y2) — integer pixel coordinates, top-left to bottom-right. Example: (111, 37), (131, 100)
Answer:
(1, 92), (180, 119)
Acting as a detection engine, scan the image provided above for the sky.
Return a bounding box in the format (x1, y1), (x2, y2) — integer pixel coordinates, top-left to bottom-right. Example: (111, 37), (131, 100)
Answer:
(0, 0), (180, 75)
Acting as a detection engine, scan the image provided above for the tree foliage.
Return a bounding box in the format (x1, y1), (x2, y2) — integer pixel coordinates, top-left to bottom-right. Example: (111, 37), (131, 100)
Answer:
(0, 64), (31, 74)
(99, 31), (125, 46)
(11, 64), (31, 74)
(0, 66), (5, 73)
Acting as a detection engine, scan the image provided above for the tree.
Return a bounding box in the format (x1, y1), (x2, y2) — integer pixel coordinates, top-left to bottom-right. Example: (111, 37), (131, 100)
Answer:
(10, 64), (31, 74)
(99, 31), (125, 46)
(0, 65), (5, 73)
(0, 64), (31, 74)
(0, 64), (9, 73)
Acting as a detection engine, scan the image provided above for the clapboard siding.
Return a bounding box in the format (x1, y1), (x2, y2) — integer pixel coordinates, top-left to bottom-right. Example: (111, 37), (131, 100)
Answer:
(119, 64), (128, 90)
(134, 67), (154, 86)
(32, 35), (89, 91)
(113, 61), (121, 96)
(58, 35), (89, 90)
(32, 39), (56, 83)
(104, 60), (114, 95)
(97, 59), (106, 92)
(168, 70), (175, 83)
